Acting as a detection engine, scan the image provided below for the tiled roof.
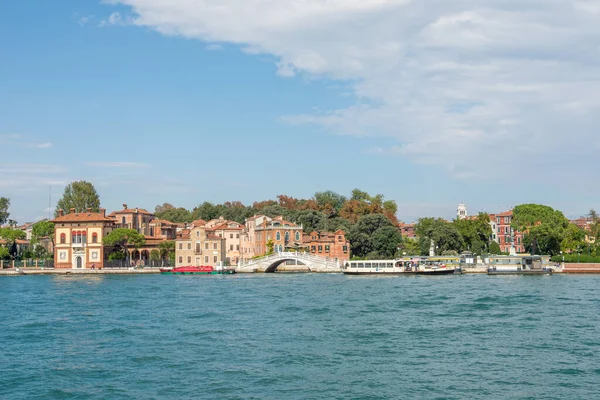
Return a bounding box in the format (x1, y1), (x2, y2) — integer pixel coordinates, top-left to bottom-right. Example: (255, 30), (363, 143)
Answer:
(208, 221), (243, 231)
(52, 212), (115, 223)
(111, 208), (153, 215)
(150, 219), (177, 226)
(192, 219), (207, 227)
(207, 234), (223, 240)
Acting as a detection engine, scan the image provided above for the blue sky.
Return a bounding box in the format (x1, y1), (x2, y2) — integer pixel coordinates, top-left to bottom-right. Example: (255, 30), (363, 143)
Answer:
(2, 0), (599, 224)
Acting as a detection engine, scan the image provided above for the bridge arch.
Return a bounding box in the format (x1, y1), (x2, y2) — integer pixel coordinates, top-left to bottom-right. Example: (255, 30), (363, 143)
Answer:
(264, 258), (309, 273)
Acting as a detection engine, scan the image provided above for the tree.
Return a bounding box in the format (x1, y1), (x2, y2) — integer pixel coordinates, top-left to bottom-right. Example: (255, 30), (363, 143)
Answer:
(159, 240), (175, 261)
(453, 213), (493, 254)
(55, 181), (100, 216)
(32, 220), (55, 247)
(155, 203), (175, 214)
(314, 191), (347, 213)
(489, 241), (502, 254)
(415, 218), (464, 256)
(0, 246), (10, 260)
(398, 237), (420, 256)
(155, 207), (192, 223)
(0, 197), (9, 225)
(103, 228), (146, 260)
(150, 249), (161, 261)
(266, 239), (274, 255)
(512, 204), (570, 255)
(192, 202), (221, 221)
(347, 214), (399, 258)
(0, 228), (26, 259)
(561, 224), (587, 253)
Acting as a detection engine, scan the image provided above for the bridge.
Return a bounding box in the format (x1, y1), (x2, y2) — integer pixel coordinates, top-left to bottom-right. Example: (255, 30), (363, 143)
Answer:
(236, 252), (342, 273)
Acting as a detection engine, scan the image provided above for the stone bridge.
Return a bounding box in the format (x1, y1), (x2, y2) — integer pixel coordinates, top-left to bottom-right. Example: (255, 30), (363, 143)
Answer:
(236, 252), (342, 273)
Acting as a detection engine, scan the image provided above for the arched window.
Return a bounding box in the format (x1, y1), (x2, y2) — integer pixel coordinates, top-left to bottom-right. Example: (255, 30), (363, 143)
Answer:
(295, 231), (300, 241)
(92, 233), (98, 243)
(72, 232), (77, 243)
(77, 231), (82, 244)
(276, 232), (281, 241)
(279, 244), (283, 252)
(60, 233), (66, 244)
(82, 231), (87, 243)
(285, 232), (289, 242)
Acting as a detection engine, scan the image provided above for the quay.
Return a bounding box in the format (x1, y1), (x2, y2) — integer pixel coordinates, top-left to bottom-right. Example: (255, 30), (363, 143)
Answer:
(0, 268), (161, 276)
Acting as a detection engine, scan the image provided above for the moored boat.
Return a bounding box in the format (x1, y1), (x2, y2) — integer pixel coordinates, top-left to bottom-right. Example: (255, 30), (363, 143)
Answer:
(342, 257), (460, 275)
(486, 255), (552, 275)
(160, 266), (236, 275)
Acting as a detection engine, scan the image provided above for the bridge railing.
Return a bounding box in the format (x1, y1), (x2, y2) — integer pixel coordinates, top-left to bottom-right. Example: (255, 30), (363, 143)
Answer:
(238, 251), (340, 268)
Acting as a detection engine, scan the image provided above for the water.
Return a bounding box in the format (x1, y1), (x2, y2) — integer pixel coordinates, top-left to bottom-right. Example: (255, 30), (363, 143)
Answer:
(1, 274), (599, 399)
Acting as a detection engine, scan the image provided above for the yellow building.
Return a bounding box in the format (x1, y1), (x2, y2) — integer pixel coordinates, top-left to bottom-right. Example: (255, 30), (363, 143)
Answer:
(175, 219), (226, 267)
(52, 208), (115, 269)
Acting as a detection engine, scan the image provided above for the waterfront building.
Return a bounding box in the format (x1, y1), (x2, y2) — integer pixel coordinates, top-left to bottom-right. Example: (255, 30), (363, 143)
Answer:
(242, 215), (303, 258)
(398, 222), (416, 238)
(108, 204), (154, 235)
(302, 230), (350, 261)
(570, 217), (596, 243)
(205, 217), (244, 265)
(490, 210), (524, 254)
(175, 219), (226, 267)
(51, 208), (115, 269)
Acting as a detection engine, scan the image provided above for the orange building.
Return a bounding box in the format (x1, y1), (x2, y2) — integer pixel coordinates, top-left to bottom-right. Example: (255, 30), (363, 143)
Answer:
(302, 229), (350, 261)
(242, 215), (303, 258)
(52, 208), (115, 269)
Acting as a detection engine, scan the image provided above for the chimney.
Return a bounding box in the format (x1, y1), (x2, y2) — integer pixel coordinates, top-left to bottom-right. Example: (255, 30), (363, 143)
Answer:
(123, 204), (128, 210)
(69, 208), (75, 214)
(86, 208), (92, 213)
(99, 208), (106, 217)
(135, 207), (139, 213)
(58, 209), (64, 217)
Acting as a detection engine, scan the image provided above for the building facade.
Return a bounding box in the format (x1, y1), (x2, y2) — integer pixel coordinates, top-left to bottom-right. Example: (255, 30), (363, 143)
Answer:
(490, 211), (524, 254)
(302, 229), (350, 261)
(52, 208), (115, 269)
(206, 217), (244, 265)
(175, 220), (226, 267)
(242, 215), (303, 258)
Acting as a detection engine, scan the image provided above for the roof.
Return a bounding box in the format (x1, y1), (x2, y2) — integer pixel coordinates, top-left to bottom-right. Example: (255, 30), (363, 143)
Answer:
(150, 219), (177, 226)
(208, 221), (243, 231)
(191, 219), (207, 227)
(110, 208), (153, 215)
(207, 234), (223, 240)
(52, 212), (115, 223)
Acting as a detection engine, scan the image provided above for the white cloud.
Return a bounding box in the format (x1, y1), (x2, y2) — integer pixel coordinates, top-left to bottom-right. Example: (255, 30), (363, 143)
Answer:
(0, 134), (53, 149)
(110, 0), (600, 181)
(99, 12), (133, 27)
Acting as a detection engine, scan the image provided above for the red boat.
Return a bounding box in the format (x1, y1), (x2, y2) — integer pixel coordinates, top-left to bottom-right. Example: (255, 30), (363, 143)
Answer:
(160, 266), (236, 275)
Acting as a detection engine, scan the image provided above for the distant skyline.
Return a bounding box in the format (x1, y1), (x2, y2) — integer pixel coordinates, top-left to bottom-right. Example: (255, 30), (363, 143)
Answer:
(2, 1), (599, 223)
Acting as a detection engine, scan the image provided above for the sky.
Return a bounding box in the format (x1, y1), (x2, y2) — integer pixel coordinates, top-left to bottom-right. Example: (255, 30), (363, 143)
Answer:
(1, 0), (599, 224)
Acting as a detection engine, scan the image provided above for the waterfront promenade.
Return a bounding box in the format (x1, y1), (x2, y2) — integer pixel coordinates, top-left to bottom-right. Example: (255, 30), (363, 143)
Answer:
(0, 268), (161, 276)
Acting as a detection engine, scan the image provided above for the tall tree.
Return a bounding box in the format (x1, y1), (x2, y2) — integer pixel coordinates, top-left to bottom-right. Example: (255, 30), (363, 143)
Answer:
(31, 220), (55, 247)
(155, 207), (192, 223)
(453, 213), (493, 254)
(313, 191), (347, 212)
(0, 197), (9, 225)
(512, 204), (570, 255)
(55, 181), (100, 216)
(103, 228), (146, 259)
(415, 217), (464, 256)
(347, 214), (399, 258)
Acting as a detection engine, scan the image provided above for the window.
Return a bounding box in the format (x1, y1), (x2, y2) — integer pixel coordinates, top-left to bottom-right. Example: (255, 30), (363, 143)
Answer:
(178, 256), (183, 263)
(285, 232), (289, 242)
(178, 243), (183, 250)
(276, 232), (281, 241)
(230, 245), (233, 250)
(122, 217), (126, 225)
(236, 234), (239, 238)
(295, 232), (300, 241)
(236, 245), (239, 250)
(185, 256), (190, 263)
(311, 246), (316, 253)
(517, 237), (521, 244)
(343, 245), (348, 253)
(325, 245), (330, 252)
(205, 256), (209, 263)
(213, 256), (217, 263)
(82, 232), (87, 243)
(60, 233), (66, 244)
(187, 243), (192, 250)
(213, 243), (218, 249)
(505, 217), (510, 223)
(92, 233), (98, 243)
(196, 243), (201, 253)
(205, 243), (209, 250)
(318, 245), (323, 252)
(497, 217), (501, 224)
(230, 233), (233, 238)
(196, 231), (200, 237)
(338, 236), (342, 240)
(72, 233), (76, 243)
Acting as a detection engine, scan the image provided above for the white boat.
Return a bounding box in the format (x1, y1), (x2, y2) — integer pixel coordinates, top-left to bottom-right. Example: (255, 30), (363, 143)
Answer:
(342, 257), (460, 275)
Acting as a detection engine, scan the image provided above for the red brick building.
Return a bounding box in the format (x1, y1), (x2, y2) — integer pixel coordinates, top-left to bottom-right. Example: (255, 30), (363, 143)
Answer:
(490, 211), (525, 253)
(302, 229), (350, 261)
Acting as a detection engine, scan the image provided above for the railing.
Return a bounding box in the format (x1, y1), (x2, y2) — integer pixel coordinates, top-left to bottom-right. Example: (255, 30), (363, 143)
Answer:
(238, 251), (340, 268)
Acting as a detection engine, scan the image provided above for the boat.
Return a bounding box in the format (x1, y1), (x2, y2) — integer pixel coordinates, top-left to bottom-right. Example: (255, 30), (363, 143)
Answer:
(160, 266), (236, 275)
(486, 255), (552, 275)
(341, 257), (460, 275)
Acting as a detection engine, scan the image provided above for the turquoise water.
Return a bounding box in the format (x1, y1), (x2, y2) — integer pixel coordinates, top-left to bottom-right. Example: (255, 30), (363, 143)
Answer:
(1, 274), (599, 399)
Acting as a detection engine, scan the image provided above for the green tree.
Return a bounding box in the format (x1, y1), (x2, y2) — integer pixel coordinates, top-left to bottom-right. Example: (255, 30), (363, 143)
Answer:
(55, 181), (100, 216)
(314, 191), (347, 213)
(192, 202), (221, 221)
(512, 204), (570, 255)
(398, 237), (420, 255)
(150, 249), (161, 261)
(156, 207), (192, 223)
(489, 241), (502, 254)
(295, 210), (325, 233)
(266, 239), (274, 255)
(31, 220), (55, 247)
(453, 213), (493, 254)
(561, 224), (587, 253)
(159, 240), (176, 261)
(103, 228), (146, 260)
(0, 197), (9, 225)
(0, 246), (10, 260)
(415, 218), (464, 256)
(0, 228), (26, 259)
(347, 214), (398, 258)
